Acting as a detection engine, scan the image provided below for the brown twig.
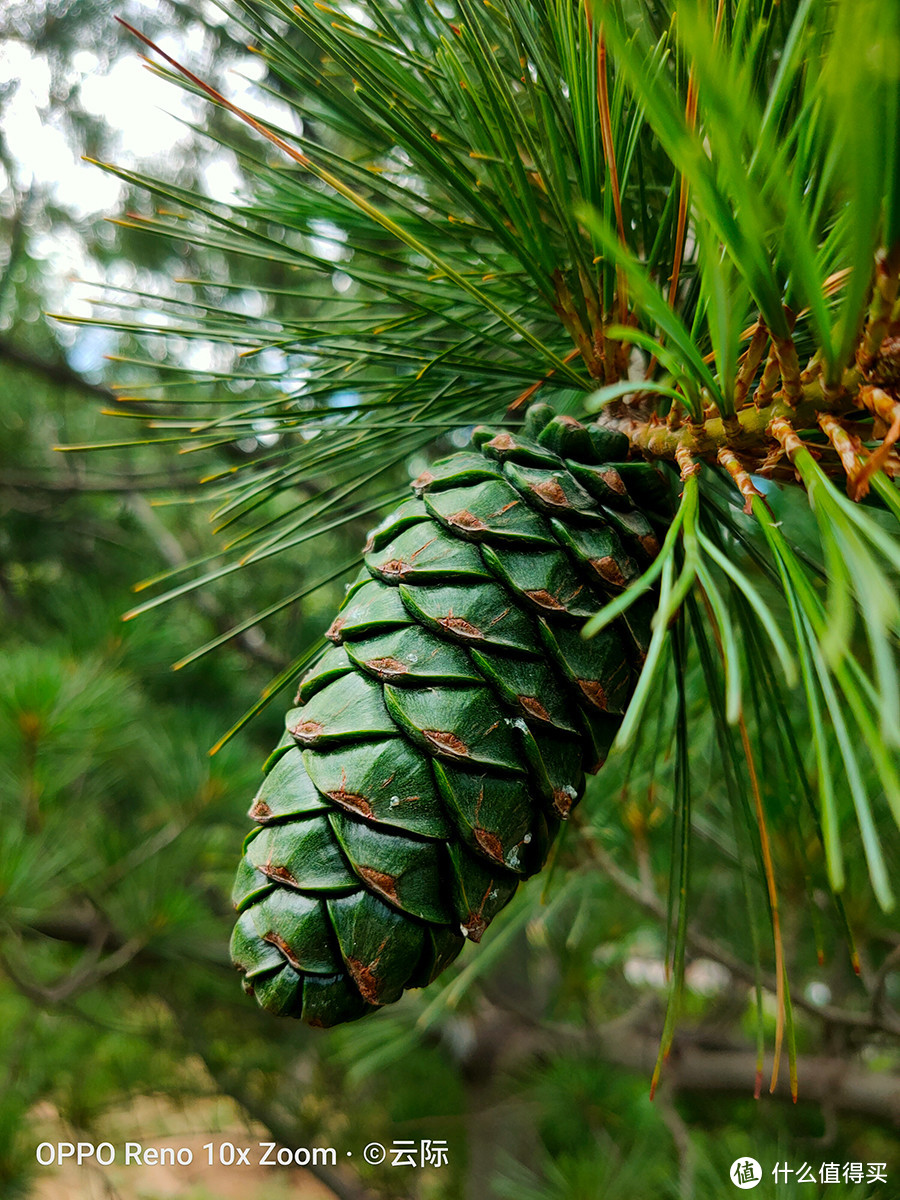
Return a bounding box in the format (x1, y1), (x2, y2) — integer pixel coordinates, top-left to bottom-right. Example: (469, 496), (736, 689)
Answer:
(675, 445), (701, 481)
(126, 494), (283, 669)
(817, 414), (873, 499)
(753, 343), (783, 407)
(552, 273), (601, 377)
(768, 415), (806, 477)
(733, 318), (769, 409)
(579, 840), (900, 1040)
(506, 347), (582, 416)
(857, 246), (900, 374)
(716, 447), (764, 513)
(870, 945), (900, 1024)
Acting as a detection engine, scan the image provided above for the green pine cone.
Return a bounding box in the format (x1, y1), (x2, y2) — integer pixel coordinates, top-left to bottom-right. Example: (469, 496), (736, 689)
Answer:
(230, 406), (668, 1026)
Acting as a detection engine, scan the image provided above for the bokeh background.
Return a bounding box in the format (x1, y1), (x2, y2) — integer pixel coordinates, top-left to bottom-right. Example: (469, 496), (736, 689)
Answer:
(1, 3), (899, 1198)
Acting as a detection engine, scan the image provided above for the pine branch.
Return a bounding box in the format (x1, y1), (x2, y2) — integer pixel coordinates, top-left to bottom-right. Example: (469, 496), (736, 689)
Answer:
(18, 911), (900, 1131)
(125, 494), (284, 669)
(583, 838), (900, 1040)
(0, 336), (115, 401)
(434, 999), (900, 1131)
(585, 1030), (900, 1128)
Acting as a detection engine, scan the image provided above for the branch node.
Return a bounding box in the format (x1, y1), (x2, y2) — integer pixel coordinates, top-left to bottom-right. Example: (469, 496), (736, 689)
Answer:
(675, 445), (701, 481)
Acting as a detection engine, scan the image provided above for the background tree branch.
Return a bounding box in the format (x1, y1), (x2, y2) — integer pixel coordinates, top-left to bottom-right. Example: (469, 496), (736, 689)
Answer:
(0, 335), (115, 401)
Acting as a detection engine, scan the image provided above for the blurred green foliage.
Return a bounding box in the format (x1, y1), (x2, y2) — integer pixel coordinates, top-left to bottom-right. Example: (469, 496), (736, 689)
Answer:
(1, 2), (899, 1198)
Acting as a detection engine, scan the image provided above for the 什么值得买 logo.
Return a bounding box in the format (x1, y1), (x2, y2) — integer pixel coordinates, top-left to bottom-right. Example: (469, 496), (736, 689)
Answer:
(730, 1158), (762, 1189)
